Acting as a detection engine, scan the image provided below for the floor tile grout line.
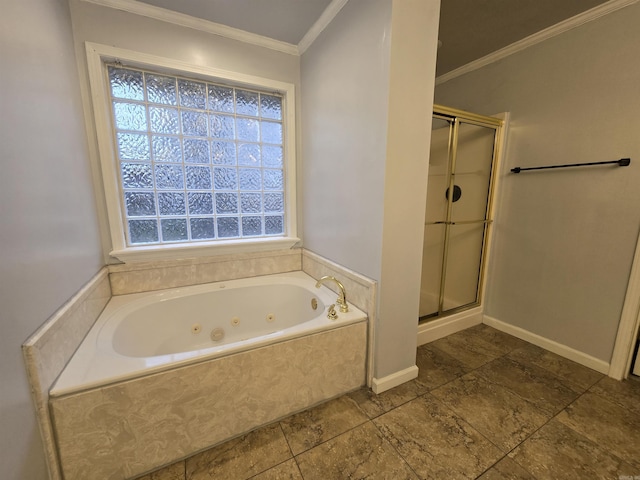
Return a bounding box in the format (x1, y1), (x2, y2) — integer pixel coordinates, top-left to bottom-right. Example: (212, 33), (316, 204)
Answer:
(245, 457), (298, 480)
(554, 389), (640, 470)
(245, 456), (304, 480)
(495, 385), (624, 480)
(503, 344), (604, 394)
(428, 331), (637, 476)
(420, 342), (582, 466)
(468, 363), (580, 420)
(423, 390), (513, 457)
(277, 421), (296, 459)
(292, 455), (305, 480)
(585, 375), (640, 418)
(289, 418), (372, 459)
(155, 326), (634, 479)
(366, 414), (428, 480)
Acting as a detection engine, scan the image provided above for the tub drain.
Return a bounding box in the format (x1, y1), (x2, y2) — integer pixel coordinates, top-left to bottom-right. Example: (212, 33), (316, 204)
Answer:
(210, 327), (225, 342)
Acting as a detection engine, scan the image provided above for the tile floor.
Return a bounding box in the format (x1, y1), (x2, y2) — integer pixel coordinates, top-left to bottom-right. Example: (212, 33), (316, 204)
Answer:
(138, 324), (640, 480)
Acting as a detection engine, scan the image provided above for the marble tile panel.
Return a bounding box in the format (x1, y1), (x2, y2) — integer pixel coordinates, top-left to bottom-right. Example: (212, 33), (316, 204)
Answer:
(414, 343), (470, 394)
(186, 423), (292, 480)
(373, 394), (503, 479)
(509, 419), (637, 479)
(109, 263), (196, 295)
(300, 249), (377, 386)
(295, 421), (418, 480)
(430, 372), (551, 452)
(301, 249), (376, 314)
(51, 322), (366, 479)
(347, 382), (419, 419)
(108, 249), (301, 273)
(110, 249), (302, 295)
(137, 461), (185, 480)
(249, 459), (302, 480)
(429, 327), (509, 370)
(22, 267), (111, 480)
(556, 391), (640, 469)
(589, 376), (640, 416)
(279, 395), (369, 455)
(24, 268), (111, 393)
(475, 356), (581, 416)
(507, 343), (603, 392)
(477, 457), (536, 480)
(191, 254), (301, 286)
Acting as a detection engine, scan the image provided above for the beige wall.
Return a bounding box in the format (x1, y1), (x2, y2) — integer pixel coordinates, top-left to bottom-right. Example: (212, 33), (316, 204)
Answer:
(301, 0), (441, 381)
(0, 0), (104, 478)
(435, 2), (640, 362)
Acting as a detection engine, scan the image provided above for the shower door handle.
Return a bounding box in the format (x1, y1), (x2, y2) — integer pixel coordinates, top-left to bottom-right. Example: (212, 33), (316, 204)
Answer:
(450, 219), (493, 226)
(425, 220), (493, 226)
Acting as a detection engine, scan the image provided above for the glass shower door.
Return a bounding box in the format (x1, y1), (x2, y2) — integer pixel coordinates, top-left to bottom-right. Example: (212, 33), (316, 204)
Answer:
(420, 111), (499, 320)
(420, 117), (452, 317)
(442, 122), (496, 312)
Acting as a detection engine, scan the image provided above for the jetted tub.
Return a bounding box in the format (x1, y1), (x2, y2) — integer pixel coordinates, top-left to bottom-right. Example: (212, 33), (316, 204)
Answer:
(51, 271), (367, 397)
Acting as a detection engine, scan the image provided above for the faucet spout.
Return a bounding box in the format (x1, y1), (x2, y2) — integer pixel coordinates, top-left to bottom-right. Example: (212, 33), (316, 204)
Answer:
(315, 275), (349, 313)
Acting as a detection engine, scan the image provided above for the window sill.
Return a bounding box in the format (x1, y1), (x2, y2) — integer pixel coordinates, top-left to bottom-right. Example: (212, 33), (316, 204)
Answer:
(110, 236), (301, 263)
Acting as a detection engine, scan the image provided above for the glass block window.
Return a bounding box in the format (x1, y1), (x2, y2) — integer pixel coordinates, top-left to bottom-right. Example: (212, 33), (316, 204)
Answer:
(108, 65), (285, 245)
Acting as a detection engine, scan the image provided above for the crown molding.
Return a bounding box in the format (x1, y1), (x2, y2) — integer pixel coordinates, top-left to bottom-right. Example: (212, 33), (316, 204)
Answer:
(436, 0), (640, 85)
(80, 0), (299, 56)
(298, 0), (349, 55)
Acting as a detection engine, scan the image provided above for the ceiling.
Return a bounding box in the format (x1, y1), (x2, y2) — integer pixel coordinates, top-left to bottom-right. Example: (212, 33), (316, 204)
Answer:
(436, 0), (608, 75)
(136, 0), (334, 44)
(137, 0), (610, 75)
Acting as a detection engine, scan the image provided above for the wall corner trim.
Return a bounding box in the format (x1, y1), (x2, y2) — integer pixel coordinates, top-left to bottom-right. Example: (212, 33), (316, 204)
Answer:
(80, 0), (299, 56)
(436, 0), (640, 85)
(371, 365), (418, 394)
(482, 315), (610, 375)
(297, 0), (349, 55)
(609, 229), (640, 380)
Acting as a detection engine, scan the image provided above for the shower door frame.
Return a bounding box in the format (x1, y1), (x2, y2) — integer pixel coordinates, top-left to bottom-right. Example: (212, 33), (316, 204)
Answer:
(420, 105), (505, 322)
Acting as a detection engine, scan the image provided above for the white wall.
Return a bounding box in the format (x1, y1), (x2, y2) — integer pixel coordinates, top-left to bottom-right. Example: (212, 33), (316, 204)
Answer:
(67, 0), (302, 259)
(302, 0), (440, 382)
(376, 0), (440, 379)
(300, 0), (391, 281)
(0, 0), (104, 478)
(435, 2), (640, 362)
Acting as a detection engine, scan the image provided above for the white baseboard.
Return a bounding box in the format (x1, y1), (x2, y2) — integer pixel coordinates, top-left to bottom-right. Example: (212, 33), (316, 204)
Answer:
(483, 315), (610, 374)
(371, 365), (419, 394)
(417, 307), (483, 346)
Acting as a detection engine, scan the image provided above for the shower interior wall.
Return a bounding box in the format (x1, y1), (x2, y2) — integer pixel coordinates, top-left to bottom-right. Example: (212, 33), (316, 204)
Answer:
(435, 0), (640, 368)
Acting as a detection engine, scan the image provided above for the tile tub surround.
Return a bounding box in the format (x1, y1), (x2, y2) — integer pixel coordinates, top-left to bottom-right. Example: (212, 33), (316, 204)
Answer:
(302, 249), (377, 385)
(140, 324), (640, 480)
(50, 322), (367, 480)
(22, 267), (112, 480)
(109, 248), (302, 295)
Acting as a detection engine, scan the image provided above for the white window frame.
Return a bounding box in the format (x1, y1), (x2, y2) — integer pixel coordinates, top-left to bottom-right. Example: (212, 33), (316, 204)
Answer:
(85, 42), (298, 262)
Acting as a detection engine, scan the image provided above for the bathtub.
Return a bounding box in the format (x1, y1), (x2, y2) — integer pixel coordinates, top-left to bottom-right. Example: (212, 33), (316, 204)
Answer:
(51, 271), (367, 397)
(50, 270), (368, 478)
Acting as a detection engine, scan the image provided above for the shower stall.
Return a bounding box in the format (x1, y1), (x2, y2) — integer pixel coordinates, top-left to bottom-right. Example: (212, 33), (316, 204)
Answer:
(419, 105), (505, 322)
